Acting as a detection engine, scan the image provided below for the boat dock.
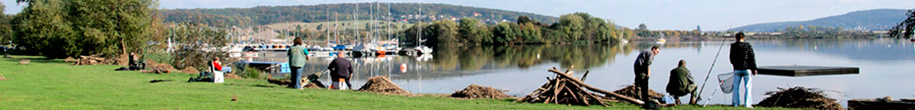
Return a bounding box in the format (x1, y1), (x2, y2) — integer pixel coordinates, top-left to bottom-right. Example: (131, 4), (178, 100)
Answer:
(757, 65), (859, 76)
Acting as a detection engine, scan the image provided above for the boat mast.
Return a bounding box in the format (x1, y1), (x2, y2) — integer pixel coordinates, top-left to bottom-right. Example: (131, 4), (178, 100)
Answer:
(335, 12), (339, 44)
(354, 3), (359, 43)
(388, 2), (392, 42)
(417, 3), (422, 46)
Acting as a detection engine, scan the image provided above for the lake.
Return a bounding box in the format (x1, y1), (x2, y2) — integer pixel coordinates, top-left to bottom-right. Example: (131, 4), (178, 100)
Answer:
(289, 38), (915, 106)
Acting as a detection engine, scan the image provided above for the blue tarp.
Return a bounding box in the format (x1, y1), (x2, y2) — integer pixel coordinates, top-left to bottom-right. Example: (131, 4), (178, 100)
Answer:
(279, 63), (290, 73)
(333, 45), (347, 50)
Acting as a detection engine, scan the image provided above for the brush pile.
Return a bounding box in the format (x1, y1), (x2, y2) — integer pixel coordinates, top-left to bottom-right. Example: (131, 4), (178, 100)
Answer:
(266, 78), (325, 88)
(757, 86), (842, 110)
(73, 54), (109, 65)
(612, 85), (664, 100)
(142, 59), (176, 74)
(450, 84), (510, 99)
(18, 59), (29, 64)
(181, 67), (199, 74)
(358, 76), (410, 95)
(516, 66), (643, 106)
(224, 73), (242, 79)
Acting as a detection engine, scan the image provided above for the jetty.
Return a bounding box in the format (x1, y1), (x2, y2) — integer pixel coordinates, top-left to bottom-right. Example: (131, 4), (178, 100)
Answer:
(757, 65), (859, 76)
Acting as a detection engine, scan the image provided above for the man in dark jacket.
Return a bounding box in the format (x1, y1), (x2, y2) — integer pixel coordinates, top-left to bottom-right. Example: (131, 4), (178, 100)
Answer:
(729, 32), (757, 108)
(328, 51), (353, 90)
(633, 46), (659, 106)
(666, 60), (697, 105)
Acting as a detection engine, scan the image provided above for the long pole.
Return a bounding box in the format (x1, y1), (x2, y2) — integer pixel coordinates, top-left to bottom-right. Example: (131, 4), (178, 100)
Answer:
(417, 3), (422, 46)
(697, 25), (733, 102)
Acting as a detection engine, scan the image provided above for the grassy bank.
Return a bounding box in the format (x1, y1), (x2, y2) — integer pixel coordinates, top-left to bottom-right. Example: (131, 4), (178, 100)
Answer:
(0, 56), (793, 109)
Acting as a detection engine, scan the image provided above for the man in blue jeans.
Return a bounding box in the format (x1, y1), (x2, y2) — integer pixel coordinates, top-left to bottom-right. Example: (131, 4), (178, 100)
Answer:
(729, 32), (757, 108)
(288, 37), (310, 89)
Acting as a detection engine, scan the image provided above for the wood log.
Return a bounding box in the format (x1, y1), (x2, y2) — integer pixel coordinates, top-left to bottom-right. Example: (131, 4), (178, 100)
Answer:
(548, 69), (645, 105)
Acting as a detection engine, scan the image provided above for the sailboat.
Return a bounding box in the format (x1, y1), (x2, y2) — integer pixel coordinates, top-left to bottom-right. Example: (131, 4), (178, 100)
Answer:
(414, 3), (433, 55)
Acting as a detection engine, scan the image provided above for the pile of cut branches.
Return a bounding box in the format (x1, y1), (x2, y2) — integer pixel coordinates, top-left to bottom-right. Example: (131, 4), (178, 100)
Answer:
(516, 66), (645, 106)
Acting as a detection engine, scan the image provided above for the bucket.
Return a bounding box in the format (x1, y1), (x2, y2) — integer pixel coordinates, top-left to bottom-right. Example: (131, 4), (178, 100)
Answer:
(330, 78), (348, 90)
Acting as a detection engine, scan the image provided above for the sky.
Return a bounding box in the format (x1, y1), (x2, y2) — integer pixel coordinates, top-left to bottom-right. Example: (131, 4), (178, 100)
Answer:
(1, 0), (913, 31)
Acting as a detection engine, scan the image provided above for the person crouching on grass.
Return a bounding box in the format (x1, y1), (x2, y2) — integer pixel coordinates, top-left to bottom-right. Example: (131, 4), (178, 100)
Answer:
(666, 60), (698, 105)
(328, 51), (353, 90)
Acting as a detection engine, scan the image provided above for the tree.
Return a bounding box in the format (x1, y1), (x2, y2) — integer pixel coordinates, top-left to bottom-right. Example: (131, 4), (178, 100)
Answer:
(13, 0), (158, 58)
(492, 22), (517, 44)
(458, 17), (480, 43)
(890, 9), (915, 39)
(13, 0), (74, 58)
(0, 1), (11, 44)
(637, 23), (648, 31)
(429, 19), (458, 44)
(520, 22), (542, 43)
(559, 14), (584, 41)
(170, 24), (229, 70)
(636, 23), (650, 37)
(517, 16), (534, 24)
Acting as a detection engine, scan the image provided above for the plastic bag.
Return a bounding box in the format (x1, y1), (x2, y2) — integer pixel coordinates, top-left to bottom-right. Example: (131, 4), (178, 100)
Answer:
(718, 72), (735, 94)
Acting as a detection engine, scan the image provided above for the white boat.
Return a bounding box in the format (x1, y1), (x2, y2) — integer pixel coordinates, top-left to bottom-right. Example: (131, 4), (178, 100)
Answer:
(414, 46), (433, 54)
(656, 33), (667, 44)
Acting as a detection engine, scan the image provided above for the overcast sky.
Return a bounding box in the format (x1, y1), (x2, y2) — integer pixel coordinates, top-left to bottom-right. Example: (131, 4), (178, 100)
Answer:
(2, 0), (913, 31)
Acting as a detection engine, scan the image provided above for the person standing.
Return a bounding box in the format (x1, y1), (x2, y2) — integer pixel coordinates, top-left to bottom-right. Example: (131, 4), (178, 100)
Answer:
(288, 37), (310, 89)
(666, 60), (697, 105)
(633, 46), (660, 106)
(729, 32), (757, 108)
(328, 51), (353, 90)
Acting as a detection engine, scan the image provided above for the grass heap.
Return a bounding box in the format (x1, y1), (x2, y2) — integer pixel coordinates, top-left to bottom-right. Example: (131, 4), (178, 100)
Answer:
(450, 84), (510, 99)
(358, 76), (410, 95)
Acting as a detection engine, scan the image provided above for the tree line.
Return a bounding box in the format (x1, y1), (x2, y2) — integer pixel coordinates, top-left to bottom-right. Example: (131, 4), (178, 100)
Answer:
(400, 13), (629, 45)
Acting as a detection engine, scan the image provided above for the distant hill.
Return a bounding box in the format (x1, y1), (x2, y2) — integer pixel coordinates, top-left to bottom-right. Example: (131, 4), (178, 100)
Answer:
(731, 9), (908, 32)
(160, 3), (559, 27)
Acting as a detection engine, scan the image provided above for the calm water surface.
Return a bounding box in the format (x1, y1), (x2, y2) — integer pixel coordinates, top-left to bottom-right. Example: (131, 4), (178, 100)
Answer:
(290, 39), (915, 106)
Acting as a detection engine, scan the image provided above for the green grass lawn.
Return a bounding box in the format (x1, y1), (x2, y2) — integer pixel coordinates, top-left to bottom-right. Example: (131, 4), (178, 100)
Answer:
(0, 56), (797, 109)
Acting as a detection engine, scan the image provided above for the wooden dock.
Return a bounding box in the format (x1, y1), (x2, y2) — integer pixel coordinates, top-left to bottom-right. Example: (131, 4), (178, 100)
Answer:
(757, 65), (859, 76)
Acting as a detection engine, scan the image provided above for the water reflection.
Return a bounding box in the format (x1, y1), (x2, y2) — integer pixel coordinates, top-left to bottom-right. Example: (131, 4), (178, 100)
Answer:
(754, 39), (915, 62)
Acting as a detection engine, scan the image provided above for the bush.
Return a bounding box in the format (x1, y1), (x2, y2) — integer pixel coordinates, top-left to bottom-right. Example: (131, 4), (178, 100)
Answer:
(237, 67), (266, 79)
(142, 49), (173, 65)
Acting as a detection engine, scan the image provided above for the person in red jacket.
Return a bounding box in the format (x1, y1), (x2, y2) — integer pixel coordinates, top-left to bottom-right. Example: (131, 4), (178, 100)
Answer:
(212, 58), (222, 72)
